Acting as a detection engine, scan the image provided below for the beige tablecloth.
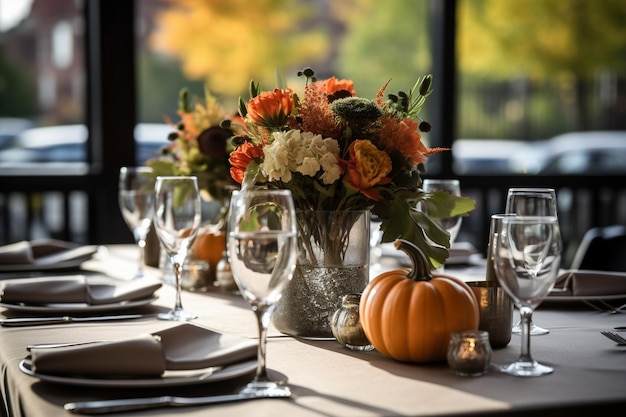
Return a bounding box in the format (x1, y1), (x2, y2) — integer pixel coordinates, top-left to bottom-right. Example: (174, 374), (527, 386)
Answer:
(1, 245), (625, 417)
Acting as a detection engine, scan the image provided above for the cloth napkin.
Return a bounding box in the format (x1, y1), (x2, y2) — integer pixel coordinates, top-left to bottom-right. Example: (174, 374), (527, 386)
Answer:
(550, 270), (626, 297)
(29, 324), (258, 378)
(0, 275), (162, 305)
(30, 334), (166, 377)
(0, 240), (98, 266)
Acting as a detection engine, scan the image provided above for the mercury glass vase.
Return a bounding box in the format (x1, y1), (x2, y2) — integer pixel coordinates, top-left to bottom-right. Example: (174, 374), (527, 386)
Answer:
(272, 210), (370, 339)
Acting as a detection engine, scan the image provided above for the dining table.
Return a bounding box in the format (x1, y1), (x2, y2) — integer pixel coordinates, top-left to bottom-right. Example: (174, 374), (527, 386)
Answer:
(1, 244), (625, 417)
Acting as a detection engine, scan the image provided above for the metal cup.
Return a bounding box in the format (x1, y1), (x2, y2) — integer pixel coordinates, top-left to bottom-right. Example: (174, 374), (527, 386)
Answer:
(486, 213), (516, 282)
(467, 281), (513, 349)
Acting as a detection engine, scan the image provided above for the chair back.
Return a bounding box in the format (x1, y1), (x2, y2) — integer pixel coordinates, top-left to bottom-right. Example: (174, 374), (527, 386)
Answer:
(570, 225), (626, 272)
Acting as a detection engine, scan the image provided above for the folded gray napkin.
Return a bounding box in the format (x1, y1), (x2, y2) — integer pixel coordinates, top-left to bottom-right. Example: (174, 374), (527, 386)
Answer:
(551, 270), (626, 297)
(31, 334), (166, 377)
(0, 275), (162, 305)
(0, 240), (97, 266)
(29, 324), (258, 378)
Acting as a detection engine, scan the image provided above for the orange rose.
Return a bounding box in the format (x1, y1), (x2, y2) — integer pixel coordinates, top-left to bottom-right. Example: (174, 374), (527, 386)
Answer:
(229, 141), (264, 184)
(246, 88), (295, 128)
(343, 140), (392, 200)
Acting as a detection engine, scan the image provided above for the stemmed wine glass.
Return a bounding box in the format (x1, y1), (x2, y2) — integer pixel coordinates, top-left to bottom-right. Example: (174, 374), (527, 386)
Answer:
(227, 189), (297, 398)
(493, 215), (561, 377)
(422, 179), (463, 270)
(153, 176), (201, 321)
(118, 167), (155, 279)
(506, 187), (561, 335)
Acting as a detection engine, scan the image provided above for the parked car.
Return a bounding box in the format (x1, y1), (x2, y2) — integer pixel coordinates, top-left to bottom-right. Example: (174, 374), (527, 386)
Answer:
(509, 131), (626, 175)
(452, 139), (526, 174)
(0, 117), (34, 150)
(0, 123), (171, 166)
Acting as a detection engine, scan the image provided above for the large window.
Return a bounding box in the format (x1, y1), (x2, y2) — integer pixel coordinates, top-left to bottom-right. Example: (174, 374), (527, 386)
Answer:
(454, 0), (626, 175)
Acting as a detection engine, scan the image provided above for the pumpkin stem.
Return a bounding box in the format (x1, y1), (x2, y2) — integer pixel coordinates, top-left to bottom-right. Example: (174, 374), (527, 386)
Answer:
(394, 239), (433, 281)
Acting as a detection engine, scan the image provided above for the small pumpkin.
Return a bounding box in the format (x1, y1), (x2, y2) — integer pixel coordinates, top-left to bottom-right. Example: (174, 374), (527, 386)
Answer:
(360, 239), (479, 363)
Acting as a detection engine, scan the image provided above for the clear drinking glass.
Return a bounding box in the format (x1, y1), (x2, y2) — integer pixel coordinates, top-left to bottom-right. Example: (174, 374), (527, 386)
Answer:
(227, 189), (297, 398)
(153, 176), (201, 321)
(118, 167), (155, 279)
(493, 215), (561, 377)
(423, 179), (463, 244)
(505, 187), (560, 335)
(422, 179), (463, 271)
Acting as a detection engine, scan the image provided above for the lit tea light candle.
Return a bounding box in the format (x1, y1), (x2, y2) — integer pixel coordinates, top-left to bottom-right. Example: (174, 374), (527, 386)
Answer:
(447, 330), (492, 376)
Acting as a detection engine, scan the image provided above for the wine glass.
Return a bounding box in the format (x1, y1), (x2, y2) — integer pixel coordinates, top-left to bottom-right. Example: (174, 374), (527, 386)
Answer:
(227, 189), (297, 398)
(505, 187), (560, 336)
(153, 176), (201, 321)
(118, 167), (155, 279)
(422, 179), (463, 270)
(493, 215), (561, 377)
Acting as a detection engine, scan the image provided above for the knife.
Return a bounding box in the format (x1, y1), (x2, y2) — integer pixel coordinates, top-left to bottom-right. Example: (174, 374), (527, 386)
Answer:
(64, 389), (291, 414)
(0, 314), (144, 327)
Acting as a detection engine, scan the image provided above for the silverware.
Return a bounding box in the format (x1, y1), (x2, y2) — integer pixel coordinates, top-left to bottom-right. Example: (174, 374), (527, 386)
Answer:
(600, 331), (626, 345)
(613, 326), (626, 330)
(0, 314), (144, 327)
(64, 389), (291, 414)
(26, 340), (111, 351)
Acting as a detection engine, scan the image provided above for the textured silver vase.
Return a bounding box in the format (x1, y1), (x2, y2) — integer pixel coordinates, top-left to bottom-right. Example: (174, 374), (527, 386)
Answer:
(272, 210), (370, 338)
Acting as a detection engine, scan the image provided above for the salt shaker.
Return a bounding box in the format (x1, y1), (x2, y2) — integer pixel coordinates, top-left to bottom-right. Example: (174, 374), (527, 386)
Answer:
(330, 293), (374, 351)
(447, 330), (492, 376)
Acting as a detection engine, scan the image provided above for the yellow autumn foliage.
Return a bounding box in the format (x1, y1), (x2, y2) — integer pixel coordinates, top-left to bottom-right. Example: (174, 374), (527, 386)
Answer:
(150, 0), (329, 95)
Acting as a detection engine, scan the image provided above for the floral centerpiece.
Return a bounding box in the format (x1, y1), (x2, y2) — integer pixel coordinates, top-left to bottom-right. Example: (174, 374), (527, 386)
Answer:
(229, 68), (475, 269)
(146, 86), (241, 206)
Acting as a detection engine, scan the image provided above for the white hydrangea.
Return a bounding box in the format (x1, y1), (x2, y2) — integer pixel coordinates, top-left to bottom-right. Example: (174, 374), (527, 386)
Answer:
(261, 129), (340, 184)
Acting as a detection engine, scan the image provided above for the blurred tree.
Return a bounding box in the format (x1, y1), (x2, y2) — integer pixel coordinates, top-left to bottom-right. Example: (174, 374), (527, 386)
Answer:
(149, 0), (329, 97)
(457, 0), (626, 130)
(334, 0), (432, 98)
(0, 47), (36, 116)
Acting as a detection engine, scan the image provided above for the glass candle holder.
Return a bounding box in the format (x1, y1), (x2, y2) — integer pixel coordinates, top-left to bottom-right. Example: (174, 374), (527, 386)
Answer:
(330, 293), (374, 351)
(447, 330), (492, 376)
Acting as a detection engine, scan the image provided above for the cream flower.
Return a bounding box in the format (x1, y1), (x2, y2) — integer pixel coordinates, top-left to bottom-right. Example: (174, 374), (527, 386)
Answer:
(260, 129), (340, 184)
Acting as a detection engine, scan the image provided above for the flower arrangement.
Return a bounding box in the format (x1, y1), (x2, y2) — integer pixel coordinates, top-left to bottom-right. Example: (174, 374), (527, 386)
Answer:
(146, 85), (241, 206)
(229, 68), (475, 268)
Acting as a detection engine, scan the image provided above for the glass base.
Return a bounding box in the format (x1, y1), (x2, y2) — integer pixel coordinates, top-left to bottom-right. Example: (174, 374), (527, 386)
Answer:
(239, 380), (291, 399)
(512, 321), (550, 335)
(499, 360), (554, 377)
(157, 308), (197, 321)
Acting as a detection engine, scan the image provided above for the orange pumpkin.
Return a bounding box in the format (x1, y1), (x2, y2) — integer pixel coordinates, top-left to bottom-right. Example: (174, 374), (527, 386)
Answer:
(360, 239), (479, 363)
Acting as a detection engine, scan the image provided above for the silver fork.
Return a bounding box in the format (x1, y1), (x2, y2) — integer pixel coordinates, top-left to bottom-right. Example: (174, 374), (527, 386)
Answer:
(600, 331), (626, 345)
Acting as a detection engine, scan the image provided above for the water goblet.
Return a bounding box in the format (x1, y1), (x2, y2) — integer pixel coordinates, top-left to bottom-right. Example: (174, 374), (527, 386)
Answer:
(493, 215), (561, 377)
(153, 176), (201, 321)
(227, 189), (297, 398)
(505, 187), (560, 336)
(118, 166), (155, 279)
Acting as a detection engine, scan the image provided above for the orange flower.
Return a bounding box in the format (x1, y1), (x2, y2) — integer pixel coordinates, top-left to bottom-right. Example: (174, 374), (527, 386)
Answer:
(377, 116), (429, 166)
(316, 76), (356, 96)
(229, 141), (264, 184)
(246, 88), (295, 128)
(343, 140), (392, 200)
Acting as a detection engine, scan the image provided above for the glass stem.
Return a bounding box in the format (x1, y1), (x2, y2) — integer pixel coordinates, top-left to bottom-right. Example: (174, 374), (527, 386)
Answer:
(172, 261), (183, 310)
(137, 238), (146, 274)
(519, 306), (534, 363)
(252, 305), (271, 382)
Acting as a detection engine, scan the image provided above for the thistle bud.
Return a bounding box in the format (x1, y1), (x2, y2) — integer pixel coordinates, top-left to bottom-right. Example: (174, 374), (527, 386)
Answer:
(419, 75), (432, 96)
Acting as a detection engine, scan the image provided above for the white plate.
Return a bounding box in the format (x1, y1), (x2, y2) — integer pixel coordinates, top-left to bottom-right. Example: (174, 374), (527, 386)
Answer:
(0, 296), (158, 314)
(19, 359), (256, 388)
